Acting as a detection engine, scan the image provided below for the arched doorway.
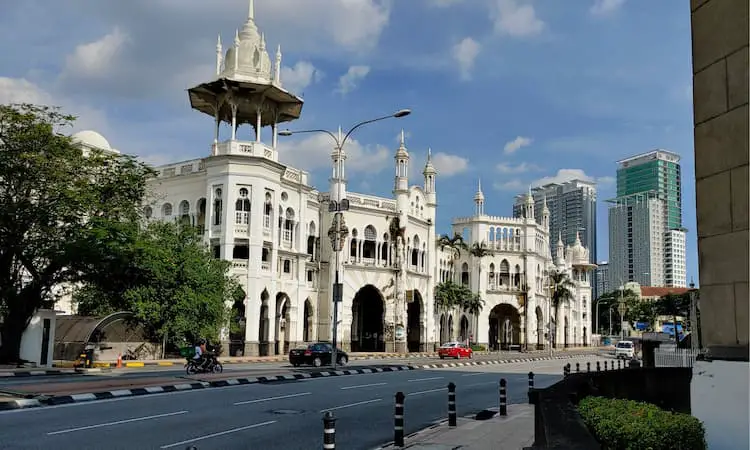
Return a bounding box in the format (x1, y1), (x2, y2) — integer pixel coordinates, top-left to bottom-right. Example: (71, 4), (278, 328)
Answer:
(583, 326), (588, 347)
(439, 313), (446, 344)
(259, 289), (270, 356)
(303, 299), (314, 342)
(459, 315), (470, 343)
(351, 285), (385, 352)
(275, 293), (291, 355)
(535, 306), (544, 350)
(489, 304), (521, 350)
(229, 299), (246, 357)
(563, 316), (569, 348)
(407, 290), (423, 352)
(447, 315), (454, 342)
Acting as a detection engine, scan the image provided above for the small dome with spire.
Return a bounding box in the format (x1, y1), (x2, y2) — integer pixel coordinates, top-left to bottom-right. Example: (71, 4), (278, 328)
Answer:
(221, 0), (273, 83)
(423, 148), (436, 175)
(566, 231), (590, 266)
(395, 129), (409, 159)
(542, 195), (550, 214)
(474, 179), (485, 202)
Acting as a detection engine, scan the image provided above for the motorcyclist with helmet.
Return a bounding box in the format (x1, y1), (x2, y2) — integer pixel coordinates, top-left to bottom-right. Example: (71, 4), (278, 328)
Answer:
(193, 338), (209, 370)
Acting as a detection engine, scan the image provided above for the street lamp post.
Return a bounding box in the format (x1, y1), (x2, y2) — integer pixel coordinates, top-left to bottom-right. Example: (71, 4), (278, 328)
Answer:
(689, 279), (698, 352)
(279, 109), (411, 369)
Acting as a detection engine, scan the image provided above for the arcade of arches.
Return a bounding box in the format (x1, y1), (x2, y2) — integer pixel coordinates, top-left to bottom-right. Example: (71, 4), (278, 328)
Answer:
(350, 285), (424, 353)
(253, 289), (315, 357)
(488, 304), (521, 351)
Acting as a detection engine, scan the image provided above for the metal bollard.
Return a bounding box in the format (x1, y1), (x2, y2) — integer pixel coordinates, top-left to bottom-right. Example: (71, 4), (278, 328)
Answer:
(576, 362), (580, 373)
(587, 361), (591, 372)
(323, 411), (336, 450)
(618, 359), (622, 370)
(499, 378), (508, 416)
(596, 361), (601, 372)
(528, 371), (535, 390)
(394, 392), (405, 447)
(448, 382), (457, 427)
(604, 361), (609, 371)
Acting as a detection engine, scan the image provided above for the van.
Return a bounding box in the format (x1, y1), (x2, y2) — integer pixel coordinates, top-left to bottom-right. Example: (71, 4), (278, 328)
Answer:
(615, 340), (635, 359)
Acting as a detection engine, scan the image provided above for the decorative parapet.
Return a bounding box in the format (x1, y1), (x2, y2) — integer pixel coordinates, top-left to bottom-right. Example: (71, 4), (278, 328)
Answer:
(213, 140), (278, 162)
(319, 192), (397, 212)
(453, 215), (526, 225)
(155, 158), (207, 178)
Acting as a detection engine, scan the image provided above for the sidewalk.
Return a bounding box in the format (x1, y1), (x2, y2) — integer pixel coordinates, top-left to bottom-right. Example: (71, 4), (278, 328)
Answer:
(379, 404), (534, 449)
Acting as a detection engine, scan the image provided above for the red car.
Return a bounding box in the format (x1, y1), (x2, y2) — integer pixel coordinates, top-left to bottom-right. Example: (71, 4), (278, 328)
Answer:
(438, 342), (473, 359)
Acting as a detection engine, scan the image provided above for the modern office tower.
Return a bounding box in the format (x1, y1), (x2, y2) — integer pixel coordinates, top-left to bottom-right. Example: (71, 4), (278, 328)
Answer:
(513, 179), (597, 264)
(608, 149), (685, 288)
(595, 262), (610, 297)
(663, 229), (687, 287)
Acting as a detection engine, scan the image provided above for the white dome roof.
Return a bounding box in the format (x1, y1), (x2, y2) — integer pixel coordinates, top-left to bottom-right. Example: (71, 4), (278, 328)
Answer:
(72, 130), (112, 151)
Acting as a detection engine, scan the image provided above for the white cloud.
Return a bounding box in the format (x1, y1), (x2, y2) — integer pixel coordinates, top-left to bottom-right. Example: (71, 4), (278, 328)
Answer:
(432, 152), (469, 177)
(336, 65), (370, 95)
(493, 179), (526, 191)
(431, 0), (464, 8)
(531, 169), (613, 188)
(452, 37), (481, 81)
(496, 162), (540, 174)
(278, 132), (390, 174)
(62, 27), (130, 79)
(281, 61), (323, 94)
(503, 136), (533, 154)
(492, 0), (545, 38)
(589, 0), (626, 16)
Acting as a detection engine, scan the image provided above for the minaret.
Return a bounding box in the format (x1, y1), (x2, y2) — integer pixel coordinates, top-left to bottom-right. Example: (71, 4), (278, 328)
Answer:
(216, 35), (223, 75)
(541, 195), (550, 232)
(233, 29), (240, 71)
(474, 179), (485, 216)
(423, 148), (437, 206)
(330, 126), (347, 203)
(274, 45), (282, 85)
(525, 186), (535, 221)
(556, 232), (565, 265)
(394, 130), (410, 238)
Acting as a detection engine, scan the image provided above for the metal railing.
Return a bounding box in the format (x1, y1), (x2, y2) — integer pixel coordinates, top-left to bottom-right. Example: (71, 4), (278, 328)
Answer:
(654, 347), (699, 368)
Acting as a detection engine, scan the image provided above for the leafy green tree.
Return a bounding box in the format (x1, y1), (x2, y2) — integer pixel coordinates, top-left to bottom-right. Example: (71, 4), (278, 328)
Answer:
(595, 289), (639, 334)
(550, 270), (575, 346)
(437, 233), (468, 269)
(74, 221), (236, 348)
(656, 292), (691, 345)
(434, 280), (464, 311)
(0, 103), (154, 363)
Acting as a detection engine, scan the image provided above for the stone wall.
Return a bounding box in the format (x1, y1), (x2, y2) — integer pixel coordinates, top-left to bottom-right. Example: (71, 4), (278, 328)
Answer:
(691, 0), (749, 361)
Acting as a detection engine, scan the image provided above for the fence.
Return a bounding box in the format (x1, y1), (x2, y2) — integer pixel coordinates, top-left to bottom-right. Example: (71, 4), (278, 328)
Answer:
(654, 347), (699, 368)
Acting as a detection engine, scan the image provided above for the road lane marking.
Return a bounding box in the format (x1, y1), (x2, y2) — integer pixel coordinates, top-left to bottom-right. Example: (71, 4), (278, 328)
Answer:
(320, 398), (382, 412)
(159, 420), (277, 448)
(47, 410), (188, 435)
(234, 392), (311, 405)
(340, 382), (387, 390)
(460, 372), (488, 377)
(465, 381), (497, 388)
(407, 388), (446, 396)
(407, 376), (444, 382)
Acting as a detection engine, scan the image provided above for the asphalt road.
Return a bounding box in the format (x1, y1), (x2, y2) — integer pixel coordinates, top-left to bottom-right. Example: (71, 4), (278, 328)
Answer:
(0, 356), (606, 450)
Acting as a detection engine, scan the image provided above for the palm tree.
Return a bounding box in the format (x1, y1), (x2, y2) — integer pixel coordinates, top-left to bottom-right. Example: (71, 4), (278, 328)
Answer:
(437, 233), (468, 268)
(549, 270), (575, 348)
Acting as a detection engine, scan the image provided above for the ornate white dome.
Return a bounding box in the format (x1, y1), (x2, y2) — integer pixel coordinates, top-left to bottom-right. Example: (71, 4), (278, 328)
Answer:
(221, 4), (272, 83)
(566, 232), (590, 266)
(72, 130), (112, 151)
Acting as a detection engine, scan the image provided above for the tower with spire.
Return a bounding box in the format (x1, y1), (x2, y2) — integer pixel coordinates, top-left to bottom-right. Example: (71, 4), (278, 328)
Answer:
(474, 179), (485, 216)
(524, 187), (535, 222)
(422, 148), (437, 207)
(393, 130), (410, 227)
(188, 0), (303, 160)
(330, 127), (347, 203)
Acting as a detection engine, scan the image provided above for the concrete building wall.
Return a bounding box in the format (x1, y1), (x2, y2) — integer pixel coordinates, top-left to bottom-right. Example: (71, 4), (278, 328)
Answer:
(689, 1), (748, 449)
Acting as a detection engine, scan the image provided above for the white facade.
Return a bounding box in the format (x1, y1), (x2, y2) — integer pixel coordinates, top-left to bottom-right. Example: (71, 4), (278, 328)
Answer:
(76, 2), (594, 356)
(663, 229), (687, 287)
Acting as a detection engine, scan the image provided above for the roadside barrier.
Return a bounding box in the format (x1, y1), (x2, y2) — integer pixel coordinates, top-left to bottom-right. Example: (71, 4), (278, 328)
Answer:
(596, 361), (601, 372)
(499, 378), (507, 416)
(447, 382), (457, 427)
(323, 411), (336, 450)
(587, 361), (591, 372)
(576, 362), (580, 373)
(528, 371), (534, 392)
(394, 391), (405, 447)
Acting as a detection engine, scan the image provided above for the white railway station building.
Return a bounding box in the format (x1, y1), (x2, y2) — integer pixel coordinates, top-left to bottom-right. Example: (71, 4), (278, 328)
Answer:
(70, 2), (594, 356)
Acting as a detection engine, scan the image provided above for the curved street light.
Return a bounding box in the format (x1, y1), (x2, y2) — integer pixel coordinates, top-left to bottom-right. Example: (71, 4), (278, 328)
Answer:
(278, 109), (412, 369)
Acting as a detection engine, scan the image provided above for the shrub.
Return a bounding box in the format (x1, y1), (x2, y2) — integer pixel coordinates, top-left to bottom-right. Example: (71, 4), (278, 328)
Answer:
(470, 344), (486, 351)
(578, 396), (706, 450)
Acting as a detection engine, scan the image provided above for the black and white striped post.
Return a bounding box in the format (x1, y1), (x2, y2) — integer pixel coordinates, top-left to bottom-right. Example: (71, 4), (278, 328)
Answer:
(604, 361), (609, 371)
(576, 362), (580, 373)
(563, 363), (570, 377)
(587, 361), (591, 372)
(618, 359), (622, 370)
(528, 371), (535, 391)
(448, 382), (457, 427)
(394, 392), (405, 447)
(499, 378), (508, 416)
(323, 411), (336, 450)
(596, 361), (601, 372)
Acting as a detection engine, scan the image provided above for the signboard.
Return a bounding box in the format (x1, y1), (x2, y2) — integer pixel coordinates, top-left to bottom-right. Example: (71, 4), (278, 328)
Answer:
(405, 290), (413, 303)
(635, 322), (649, 331)
(332, 283), (343, 303)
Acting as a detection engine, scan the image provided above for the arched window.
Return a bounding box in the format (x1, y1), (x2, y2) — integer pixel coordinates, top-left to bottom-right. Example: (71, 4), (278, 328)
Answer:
(461, 262), (470, 287)
(179, 200), (190, 225)
(263, 192), (272, 229)
(235, 188), (251, 225)
(488, 263), (496, 289)
(349, 229), (358, 259)
(143, 206), (153, 219)
(213, 188), (223, 226)
(283, 208), (295, 245)
(381, 233), (389, 263)
(162, 203), (173, 217)
(500, 259), (510, 287)
(411, 235), (420, 267)
(363, 225), (377, 260)
(307, 221), (316, 256)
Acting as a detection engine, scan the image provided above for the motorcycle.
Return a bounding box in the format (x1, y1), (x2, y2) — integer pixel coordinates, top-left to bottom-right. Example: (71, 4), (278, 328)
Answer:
(185, 353), (223, 374)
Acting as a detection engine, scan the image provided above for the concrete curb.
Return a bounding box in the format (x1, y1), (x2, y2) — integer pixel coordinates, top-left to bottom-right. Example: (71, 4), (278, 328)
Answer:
(0, 354), (597, 411)
(0, 369), (78, 378)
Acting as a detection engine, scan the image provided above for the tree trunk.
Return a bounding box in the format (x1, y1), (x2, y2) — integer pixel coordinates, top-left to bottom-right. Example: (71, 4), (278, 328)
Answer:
(0, 309), (32, 364)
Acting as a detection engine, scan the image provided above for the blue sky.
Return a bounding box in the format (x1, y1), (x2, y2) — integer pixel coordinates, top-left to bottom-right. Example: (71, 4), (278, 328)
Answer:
(0, 0), (697, 285)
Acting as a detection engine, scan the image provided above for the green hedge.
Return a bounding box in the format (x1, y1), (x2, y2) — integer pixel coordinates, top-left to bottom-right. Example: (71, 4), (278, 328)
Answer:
(578, 396), (706, 450)
(470, 344), (486, 351)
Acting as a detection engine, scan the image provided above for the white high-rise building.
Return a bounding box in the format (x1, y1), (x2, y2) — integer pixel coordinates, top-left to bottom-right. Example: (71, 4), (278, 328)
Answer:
(663, 229), (687, 287)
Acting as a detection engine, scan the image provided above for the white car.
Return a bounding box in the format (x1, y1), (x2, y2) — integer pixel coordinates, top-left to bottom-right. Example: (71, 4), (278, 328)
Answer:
(615, 340), (635, 359)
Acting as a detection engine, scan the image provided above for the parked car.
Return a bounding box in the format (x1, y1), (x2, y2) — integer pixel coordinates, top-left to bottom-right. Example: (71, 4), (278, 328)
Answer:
(438, 342), (473, 359)
(615, 340), (635, 359)
(289, 342), (348, 367)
